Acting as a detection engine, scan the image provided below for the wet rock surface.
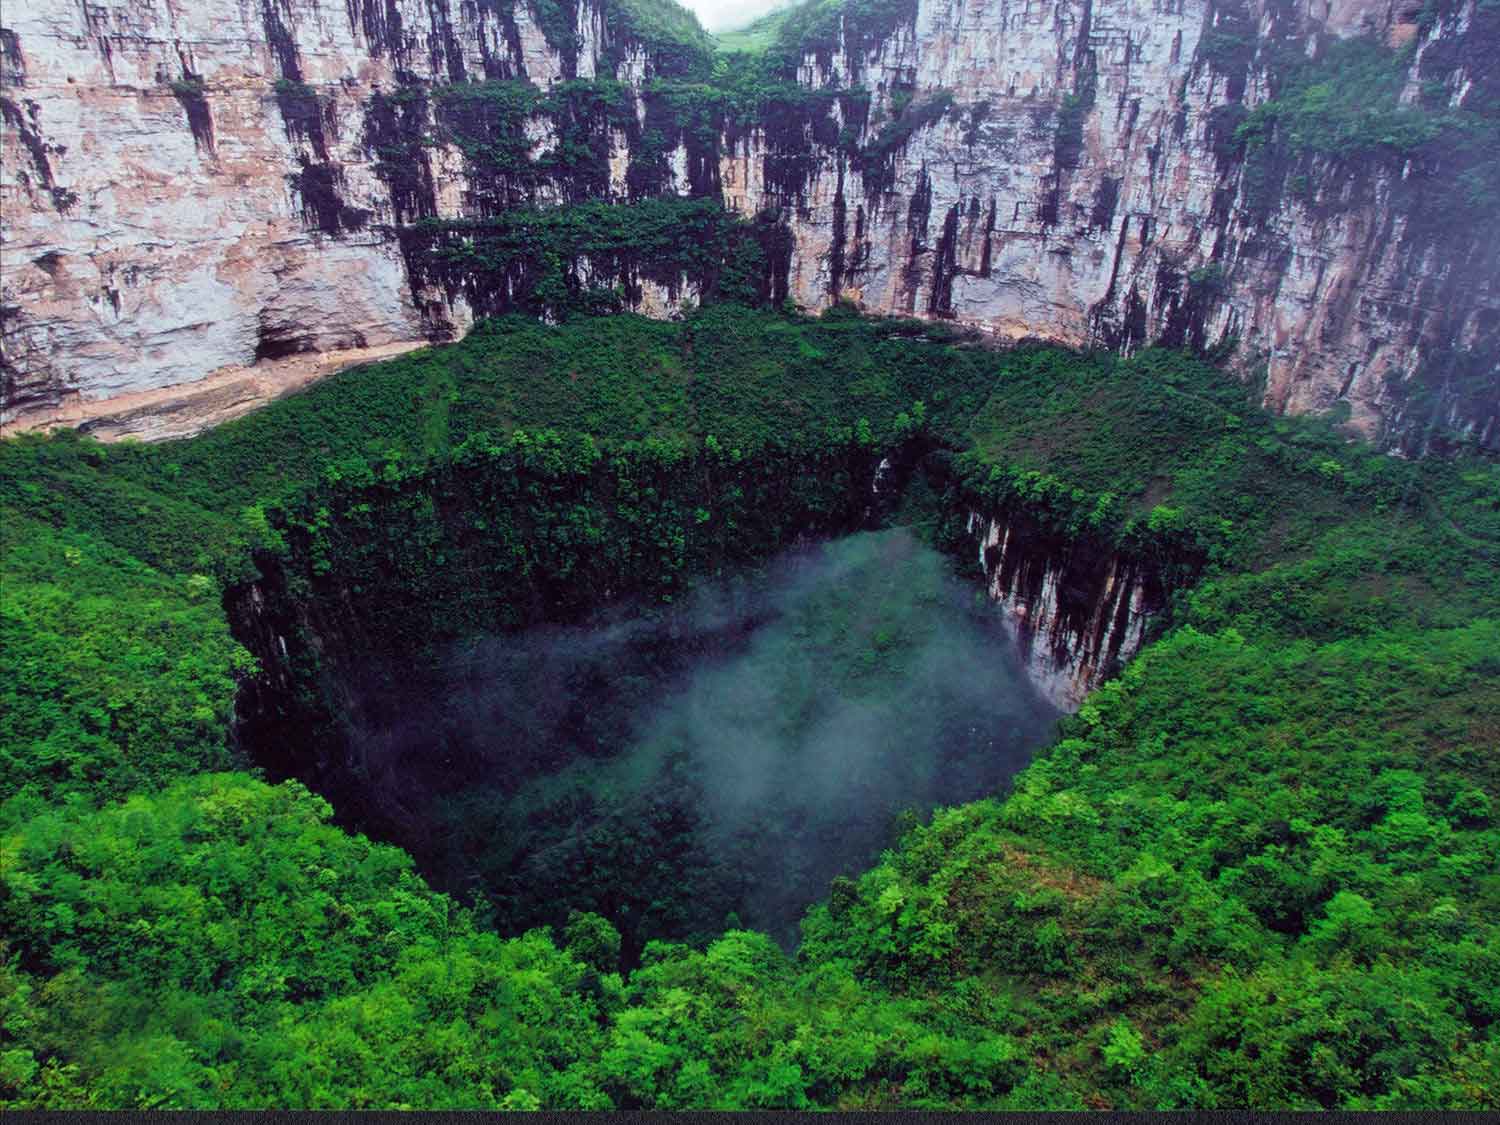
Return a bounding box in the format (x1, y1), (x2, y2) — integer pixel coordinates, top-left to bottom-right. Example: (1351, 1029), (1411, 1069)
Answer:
(2, 1), (1495, 447)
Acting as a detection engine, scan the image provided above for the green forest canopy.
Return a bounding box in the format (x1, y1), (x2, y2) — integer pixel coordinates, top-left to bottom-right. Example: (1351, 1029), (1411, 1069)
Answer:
(1, 304), (1498, 1108)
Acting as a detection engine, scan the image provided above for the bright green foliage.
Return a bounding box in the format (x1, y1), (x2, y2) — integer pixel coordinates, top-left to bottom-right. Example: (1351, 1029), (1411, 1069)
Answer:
(2, 302), (1498, 1108)
(0, 515), (252, 823)
(0, 774), (609, 1109)
(581, 932), (1035, 1109)
(564, 912), (623, 975)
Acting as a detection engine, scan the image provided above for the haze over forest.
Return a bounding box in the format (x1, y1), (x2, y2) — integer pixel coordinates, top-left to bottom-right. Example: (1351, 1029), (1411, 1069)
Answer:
(336, 528), (1057, 956)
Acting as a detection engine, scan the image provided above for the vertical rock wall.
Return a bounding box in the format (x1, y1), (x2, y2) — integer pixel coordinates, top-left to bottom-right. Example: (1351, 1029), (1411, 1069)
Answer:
(0, 0), (683, 422)
(2, 0), (1496, 447)
(726, 0), (1498, 452)
(963, 509), (1167, 710)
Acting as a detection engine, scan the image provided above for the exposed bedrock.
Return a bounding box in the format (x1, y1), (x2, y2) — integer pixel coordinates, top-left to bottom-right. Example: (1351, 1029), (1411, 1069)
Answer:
(2, 0), (1496, 447)
(963, 508), (1168, 710)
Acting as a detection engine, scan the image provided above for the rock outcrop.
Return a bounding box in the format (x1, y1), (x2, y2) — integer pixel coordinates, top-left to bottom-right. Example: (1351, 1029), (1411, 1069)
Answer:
(964, 509), (1166, 710)
(3, 0), (1496, 447)
(1, 0), (697, 427)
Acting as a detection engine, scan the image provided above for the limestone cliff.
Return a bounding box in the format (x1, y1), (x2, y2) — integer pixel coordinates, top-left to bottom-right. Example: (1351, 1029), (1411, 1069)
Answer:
(0, 0), (715, 430)
(733, 0), (1499, 454)
(2, 0), (1496, 449)
(964, 508), (1164, 710)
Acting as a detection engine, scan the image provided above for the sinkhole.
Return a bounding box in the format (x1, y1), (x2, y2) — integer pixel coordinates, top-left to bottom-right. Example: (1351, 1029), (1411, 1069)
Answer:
(234, 526), (1059, 965)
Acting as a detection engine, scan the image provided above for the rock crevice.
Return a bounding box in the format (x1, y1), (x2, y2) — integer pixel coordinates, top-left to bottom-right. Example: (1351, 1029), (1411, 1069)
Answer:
(2, 0), (1495, 448)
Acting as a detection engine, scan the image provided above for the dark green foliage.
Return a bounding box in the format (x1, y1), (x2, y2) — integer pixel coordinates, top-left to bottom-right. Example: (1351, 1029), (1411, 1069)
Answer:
(432, 79), (635, 207)
(362, 87), (436, 222)
(857, 91), (954, 194)
(565, 912), (623, 974)
(605, 0), (714, 77)
(1231, 36), (1500, 225)
(1196, 30), (1256, 72)
(310, 527), (1056, 964)
(2, 301), (1498, 1108)
(1234, 39), (1441, 160)
(396, 199), (783, 319)
(757, 0), (919, 79)
(954, 345), (1410, 560)
(529, 0), (713, 79)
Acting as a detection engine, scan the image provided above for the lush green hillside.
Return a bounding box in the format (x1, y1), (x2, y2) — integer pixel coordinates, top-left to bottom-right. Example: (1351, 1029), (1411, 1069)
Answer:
(1, 305), (1497, 1108)
(713, 11), (795, 55)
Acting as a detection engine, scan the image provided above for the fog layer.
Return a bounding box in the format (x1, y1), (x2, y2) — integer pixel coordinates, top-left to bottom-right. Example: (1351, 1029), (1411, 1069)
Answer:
(340, 528), (1059, 960)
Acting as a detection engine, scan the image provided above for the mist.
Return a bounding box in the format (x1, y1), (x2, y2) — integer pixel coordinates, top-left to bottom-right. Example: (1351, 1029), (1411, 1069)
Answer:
(336, 528), (1059, 960)
(688, 0), (798, 34)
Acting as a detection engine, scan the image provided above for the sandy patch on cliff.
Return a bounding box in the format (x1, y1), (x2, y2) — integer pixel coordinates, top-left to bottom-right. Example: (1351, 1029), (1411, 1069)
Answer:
(0, 339), (429, 443)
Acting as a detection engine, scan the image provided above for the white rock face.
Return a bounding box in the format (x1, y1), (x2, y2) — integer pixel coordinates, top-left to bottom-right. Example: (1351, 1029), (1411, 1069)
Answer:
(0, 0), (625, 423)
(966, 510), (1157, 711)
(745, 0), (1497, 450)
(2, 0), (1495, 447)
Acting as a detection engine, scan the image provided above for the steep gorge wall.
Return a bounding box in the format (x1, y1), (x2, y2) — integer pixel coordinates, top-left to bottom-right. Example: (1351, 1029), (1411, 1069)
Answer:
(736, 0), (1499, 453)
(0, 0), (703, 426)
(963, 508), (1163, 710)
(3, 0), (1497, 448)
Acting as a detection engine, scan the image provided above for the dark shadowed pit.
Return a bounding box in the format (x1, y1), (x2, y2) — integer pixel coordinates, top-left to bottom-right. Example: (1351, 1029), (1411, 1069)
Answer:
(322, 527), (1058, 961)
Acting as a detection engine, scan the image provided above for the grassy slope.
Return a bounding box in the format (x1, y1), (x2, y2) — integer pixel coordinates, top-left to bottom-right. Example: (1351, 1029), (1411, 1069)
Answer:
(1, 305), (1497, 1108)
(713, 9), (795, 55)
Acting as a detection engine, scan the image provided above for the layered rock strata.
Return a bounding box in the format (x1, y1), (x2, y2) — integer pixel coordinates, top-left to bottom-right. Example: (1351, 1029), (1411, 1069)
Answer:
(965, 509), (1164, 710)
(2, 0), (1496, 447)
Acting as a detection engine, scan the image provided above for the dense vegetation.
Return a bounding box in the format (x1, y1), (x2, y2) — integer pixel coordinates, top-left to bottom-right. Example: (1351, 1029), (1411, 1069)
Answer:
(2, 302), (1497, 1108)
(397, 198), (789, 319)
(1230, 29), (1500, 221)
